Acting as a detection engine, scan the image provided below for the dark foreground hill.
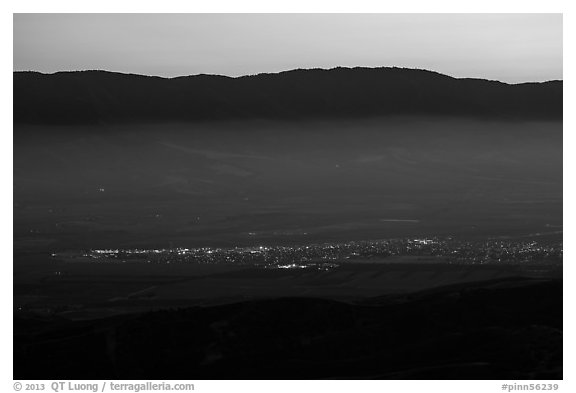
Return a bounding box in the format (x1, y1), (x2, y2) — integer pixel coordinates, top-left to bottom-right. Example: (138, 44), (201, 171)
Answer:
(14, 277), (562, 379)
(14, 67), (562, 125)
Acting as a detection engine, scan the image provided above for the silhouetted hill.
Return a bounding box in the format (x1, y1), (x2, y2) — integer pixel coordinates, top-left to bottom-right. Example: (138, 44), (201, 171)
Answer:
(13, 67), (562, 125)
(14, 278), (562, 379)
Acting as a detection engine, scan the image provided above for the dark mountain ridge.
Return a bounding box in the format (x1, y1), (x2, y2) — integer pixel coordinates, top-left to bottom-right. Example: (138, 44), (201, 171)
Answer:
(14, 67), (562, 125)
(14, 278), (562, 379)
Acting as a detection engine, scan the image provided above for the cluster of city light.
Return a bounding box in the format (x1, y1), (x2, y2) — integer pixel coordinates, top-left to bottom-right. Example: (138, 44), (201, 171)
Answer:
(52, 237), (562, 269)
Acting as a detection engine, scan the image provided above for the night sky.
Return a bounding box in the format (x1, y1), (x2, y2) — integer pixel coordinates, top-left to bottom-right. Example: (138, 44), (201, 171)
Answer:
(13, 13), (562, 83)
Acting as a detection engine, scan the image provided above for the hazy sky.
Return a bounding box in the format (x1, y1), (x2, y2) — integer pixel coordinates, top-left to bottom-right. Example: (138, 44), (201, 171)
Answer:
(13, 13), (562, 83)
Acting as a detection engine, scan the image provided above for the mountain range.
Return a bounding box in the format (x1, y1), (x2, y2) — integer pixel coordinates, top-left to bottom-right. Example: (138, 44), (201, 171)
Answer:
(14, 67), (562, 125)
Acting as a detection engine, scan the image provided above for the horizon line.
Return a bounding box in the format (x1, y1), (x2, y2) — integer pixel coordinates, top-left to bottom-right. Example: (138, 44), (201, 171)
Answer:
(12, 66), (563, 86)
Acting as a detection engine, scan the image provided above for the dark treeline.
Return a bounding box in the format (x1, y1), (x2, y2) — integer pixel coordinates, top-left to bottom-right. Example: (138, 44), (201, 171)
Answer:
(14, 67), (562, 125)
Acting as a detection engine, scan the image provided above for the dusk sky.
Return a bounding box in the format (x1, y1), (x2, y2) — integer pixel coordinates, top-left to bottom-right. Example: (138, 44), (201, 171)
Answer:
(14, 13), (562, 83)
